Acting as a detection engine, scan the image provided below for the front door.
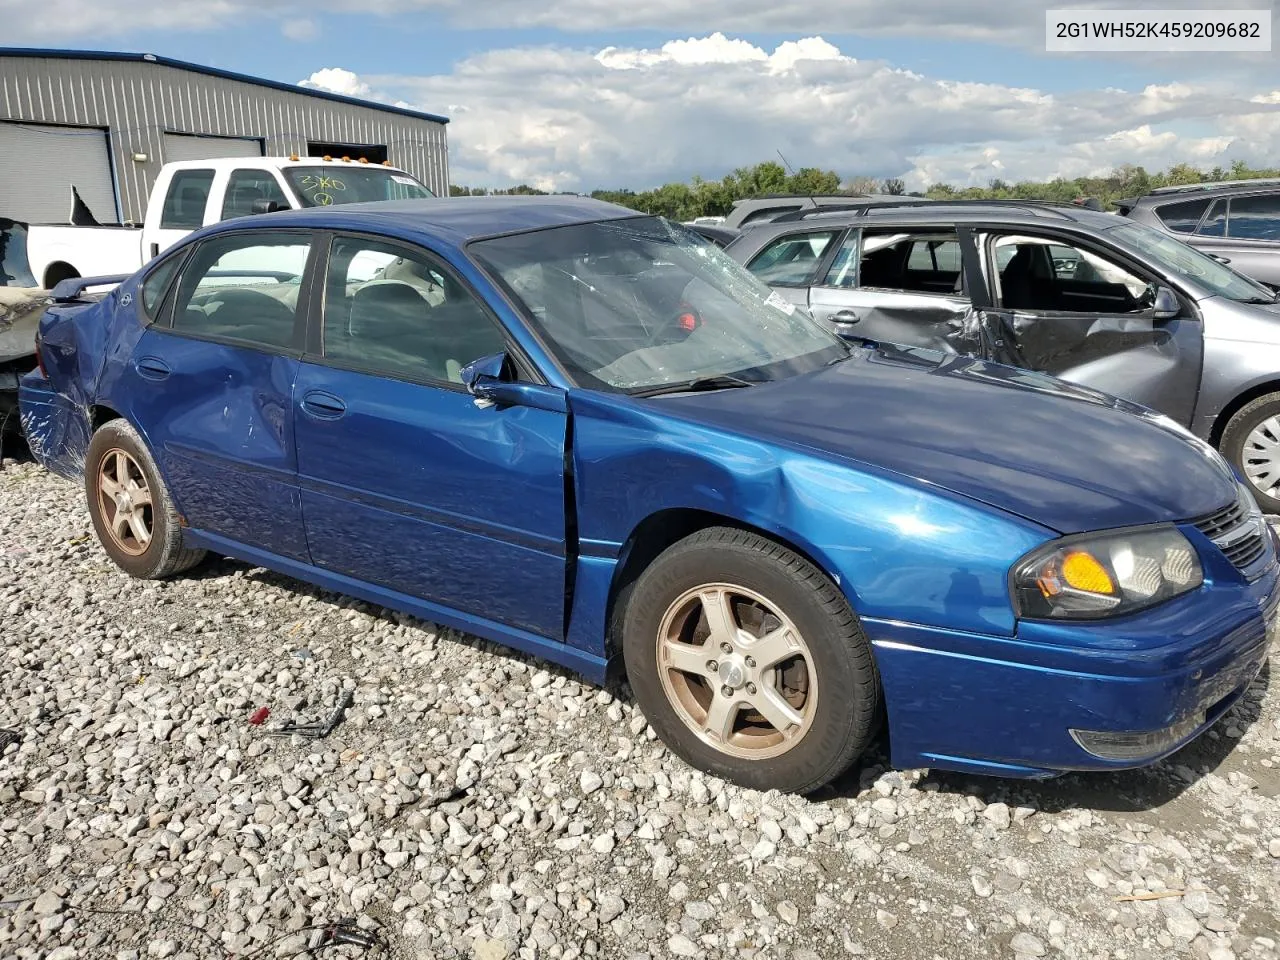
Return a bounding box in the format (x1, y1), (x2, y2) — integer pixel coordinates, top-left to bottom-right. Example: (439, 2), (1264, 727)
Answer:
(292, 233), (569, 639)
(119, 229), (313, 561)
(978, 230), (1204, 425)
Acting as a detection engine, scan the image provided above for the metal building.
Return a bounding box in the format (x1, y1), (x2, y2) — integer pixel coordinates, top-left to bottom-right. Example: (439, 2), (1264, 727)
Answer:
(0, 49), (450, 225)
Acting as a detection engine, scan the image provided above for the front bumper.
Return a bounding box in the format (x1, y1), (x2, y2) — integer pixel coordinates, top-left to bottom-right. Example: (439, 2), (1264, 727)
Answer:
(868, 545), (1278, 779)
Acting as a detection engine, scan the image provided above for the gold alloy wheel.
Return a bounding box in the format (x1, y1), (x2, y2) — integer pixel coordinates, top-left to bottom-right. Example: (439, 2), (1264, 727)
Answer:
(97, 448), (154, 556)
(656, 583), (818, 760)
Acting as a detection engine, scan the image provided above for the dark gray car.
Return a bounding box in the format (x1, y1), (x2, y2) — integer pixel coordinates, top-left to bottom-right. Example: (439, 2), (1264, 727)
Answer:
(1118, 180), (1280, 290)
(725, 200), (1280, 511)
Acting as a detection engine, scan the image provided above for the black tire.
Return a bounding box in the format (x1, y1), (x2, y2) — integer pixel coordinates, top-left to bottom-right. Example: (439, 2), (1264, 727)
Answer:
(622, 526), (880, 794)
(84, 419), (206, 578)
(1220, 393), (1280, 514)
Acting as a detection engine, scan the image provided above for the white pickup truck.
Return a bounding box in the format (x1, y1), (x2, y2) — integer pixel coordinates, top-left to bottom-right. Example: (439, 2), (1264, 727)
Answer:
(9, 156), (434, 290)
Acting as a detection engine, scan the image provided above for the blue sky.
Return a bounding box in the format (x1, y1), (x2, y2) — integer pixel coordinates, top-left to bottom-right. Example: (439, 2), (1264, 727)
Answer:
(6, 0), (1279, 190)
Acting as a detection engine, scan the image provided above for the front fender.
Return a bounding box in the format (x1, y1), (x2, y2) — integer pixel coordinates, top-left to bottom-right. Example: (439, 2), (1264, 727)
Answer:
(570, 391), (1052, 638)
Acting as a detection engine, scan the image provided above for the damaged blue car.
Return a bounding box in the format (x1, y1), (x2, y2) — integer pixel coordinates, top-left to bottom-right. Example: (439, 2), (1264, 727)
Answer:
(18, 197), (1279, 793)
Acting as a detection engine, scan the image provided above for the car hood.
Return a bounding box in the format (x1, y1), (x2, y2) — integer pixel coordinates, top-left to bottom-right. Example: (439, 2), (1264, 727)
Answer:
(655, 343), (1238, 535)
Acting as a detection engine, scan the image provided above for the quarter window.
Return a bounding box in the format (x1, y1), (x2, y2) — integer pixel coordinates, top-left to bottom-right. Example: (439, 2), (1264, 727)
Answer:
(1226, 195), (1280, 241)
(1155, 197), (1211, 234)
(159, 170), (215, 230)
(321, 236), (506, 384)
(171, 232), (310, 349)
(140, 254), (183, 318)
(745, 231), (839, 285)
(221, 169), (291, 221)
(1199, 199), (1227, 237)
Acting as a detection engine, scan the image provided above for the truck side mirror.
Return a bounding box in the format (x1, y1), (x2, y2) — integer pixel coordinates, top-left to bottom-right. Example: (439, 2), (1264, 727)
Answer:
(251, 199), (284, 215)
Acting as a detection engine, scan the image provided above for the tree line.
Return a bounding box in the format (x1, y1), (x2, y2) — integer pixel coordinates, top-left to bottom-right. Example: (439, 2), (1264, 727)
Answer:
(450, 159), (1280, 221)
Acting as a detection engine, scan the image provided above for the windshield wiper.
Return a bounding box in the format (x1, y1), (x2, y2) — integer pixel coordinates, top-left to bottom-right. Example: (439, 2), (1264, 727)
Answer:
(634, 374), (761, 397)
(1240, 296), (1277, 305)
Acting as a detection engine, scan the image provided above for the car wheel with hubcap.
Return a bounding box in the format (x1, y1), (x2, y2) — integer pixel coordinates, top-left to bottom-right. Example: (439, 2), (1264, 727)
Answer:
(1221, 393), (1280, 514)
(623, 526), (879, 794)
(85, 418), (206, 578)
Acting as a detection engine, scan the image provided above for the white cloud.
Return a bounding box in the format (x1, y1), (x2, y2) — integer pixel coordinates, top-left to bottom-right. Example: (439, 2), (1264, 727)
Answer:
(281, 17), (320, 41)
(334, 34), (1280, 191)
(299, 67), (373, 98)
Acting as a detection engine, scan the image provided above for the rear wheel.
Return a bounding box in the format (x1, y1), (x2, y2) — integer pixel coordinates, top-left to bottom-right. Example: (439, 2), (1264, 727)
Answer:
(84, 419), (206, 578)
(1221, 393), (1280, 513)
(623, 527), (879, 794)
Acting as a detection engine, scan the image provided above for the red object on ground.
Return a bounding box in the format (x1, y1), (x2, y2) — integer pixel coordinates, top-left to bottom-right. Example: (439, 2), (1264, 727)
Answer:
(248, 707), (270, 726)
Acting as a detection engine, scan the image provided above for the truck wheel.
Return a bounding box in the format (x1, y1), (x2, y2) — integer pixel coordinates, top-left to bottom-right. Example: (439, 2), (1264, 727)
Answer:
(622, 527), (880, 794)
(1221, 393), (1280, 514)
(84, 419), (206, 578)
(43, 263), (79, 290)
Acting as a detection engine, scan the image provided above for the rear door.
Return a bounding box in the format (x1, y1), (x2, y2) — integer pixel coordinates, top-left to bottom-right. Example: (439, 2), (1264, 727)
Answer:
(119, 229), (313, 560)
(978, 229), (1204, 423)
(808, 228), (987, 353)
(291, 232), (569, 639)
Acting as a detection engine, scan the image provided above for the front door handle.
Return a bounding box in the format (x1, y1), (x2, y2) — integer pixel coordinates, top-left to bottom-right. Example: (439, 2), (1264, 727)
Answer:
(134, 357), (170, 381)
(830, 310), (861, 324)
(300, 390), (347, 420)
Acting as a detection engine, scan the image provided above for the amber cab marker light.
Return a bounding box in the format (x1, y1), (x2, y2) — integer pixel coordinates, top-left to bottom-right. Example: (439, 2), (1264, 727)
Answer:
(359, 157), (369, 164)
(323, 155), (332, 161)
(289, 154), (299, 161)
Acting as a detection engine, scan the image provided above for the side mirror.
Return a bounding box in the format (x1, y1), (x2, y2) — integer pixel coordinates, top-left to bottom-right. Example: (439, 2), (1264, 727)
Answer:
(251, 199), (284, 215)
(459, 352), (567, 414)
(1152, 286), (1180, 320)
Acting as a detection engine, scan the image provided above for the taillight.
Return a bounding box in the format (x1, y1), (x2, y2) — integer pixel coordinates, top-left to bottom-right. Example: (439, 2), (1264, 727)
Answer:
(34, 335), (47, 378)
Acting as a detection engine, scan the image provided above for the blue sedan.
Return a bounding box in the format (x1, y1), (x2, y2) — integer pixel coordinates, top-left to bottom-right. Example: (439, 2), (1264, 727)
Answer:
(18, 197), (1279, 793)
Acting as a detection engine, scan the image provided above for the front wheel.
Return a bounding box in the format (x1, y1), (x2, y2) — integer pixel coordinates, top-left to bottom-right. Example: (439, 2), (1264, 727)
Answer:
(1221, 393), (1280, 514)
(622, 527), (880, 794)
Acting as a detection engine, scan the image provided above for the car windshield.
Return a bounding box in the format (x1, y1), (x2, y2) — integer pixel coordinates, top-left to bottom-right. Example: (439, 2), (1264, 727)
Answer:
(1107, 221), (1276, 303)
(282, 167), (433, 207)
(470, 216), (850, 393)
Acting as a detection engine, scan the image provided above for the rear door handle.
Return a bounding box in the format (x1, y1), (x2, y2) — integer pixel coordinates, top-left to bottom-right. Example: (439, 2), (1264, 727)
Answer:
(301, 390), (347, 420)
(134, 357), (170, 381)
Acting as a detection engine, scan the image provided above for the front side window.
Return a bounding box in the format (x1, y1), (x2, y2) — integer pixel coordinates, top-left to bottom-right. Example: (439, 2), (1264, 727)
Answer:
(1226, 194), (1280, 241)
(221, 169), (291, 221)
(992, 234), (1154, 314)
(745, 231), (839, 285)
(160, 170), (215, 230)
(171, 232), (310, 349)
(471, 216), (848, 393)
(281, 166), (433, 207)
(1155, 197), (1211, 234)
(322, 236), (506, 384)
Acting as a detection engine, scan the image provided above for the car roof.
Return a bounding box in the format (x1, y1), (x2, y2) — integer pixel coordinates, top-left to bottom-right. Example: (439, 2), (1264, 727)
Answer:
(204, 195), (640, 248)
(1123, 179), (1280, 208)
(732, 202), (1120, 238)
(163, 157), (413, 175)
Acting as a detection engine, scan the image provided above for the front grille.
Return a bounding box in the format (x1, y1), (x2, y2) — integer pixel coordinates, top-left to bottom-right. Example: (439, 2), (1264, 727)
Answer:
(1193, 496), (1269, 576)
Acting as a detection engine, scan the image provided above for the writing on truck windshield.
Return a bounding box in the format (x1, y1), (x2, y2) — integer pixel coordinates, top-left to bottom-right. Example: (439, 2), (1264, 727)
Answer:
(281, 167), (434, 207)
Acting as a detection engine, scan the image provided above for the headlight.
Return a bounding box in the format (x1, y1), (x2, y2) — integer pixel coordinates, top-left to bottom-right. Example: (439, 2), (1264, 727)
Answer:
(1012, 526), (1202, 620)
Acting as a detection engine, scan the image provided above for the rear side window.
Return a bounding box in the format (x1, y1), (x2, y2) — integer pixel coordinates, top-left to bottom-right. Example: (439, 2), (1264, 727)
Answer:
(159, 170), (215, 230)
(1227, 195), (1280, 241)
(1155, 197), (1211, 234)
(170, 231), (310, 350)
(221, 169), (290, 221)
(745, 231), (839, 285)
(1199, 199), (1227, 237)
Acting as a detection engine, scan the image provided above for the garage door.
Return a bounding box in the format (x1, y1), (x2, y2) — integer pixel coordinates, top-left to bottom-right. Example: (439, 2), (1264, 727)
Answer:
(0, 122), (117, 225)
(163, 133), (263, 163)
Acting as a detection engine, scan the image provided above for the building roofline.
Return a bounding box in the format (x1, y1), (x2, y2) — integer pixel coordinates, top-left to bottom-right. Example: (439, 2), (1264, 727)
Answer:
(0, 47), (449, 125)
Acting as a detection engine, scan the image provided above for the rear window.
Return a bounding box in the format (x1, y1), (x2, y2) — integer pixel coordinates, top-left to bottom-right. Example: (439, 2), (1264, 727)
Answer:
(1155, 197), (1211, 234)
(159, 170), (215, 230)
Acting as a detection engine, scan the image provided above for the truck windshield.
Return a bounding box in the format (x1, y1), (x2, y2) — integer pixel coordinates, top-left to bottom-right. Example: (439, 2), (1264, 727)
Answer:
(282, 167), (433, 207)
(1108, 222), (1277, 303)
(471, 216), (850, 393)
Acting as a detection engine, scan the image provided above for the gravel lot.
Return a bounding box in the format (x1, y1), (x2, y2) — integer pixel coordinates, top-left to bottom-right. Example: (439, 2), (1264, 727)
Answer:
(1, 454), (1278, 960)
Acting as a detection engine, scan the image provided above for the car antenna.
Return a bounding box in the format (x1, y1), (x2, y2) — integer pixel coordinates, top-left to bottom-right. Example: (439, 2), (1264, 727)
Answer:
(777, 149), (818, 210)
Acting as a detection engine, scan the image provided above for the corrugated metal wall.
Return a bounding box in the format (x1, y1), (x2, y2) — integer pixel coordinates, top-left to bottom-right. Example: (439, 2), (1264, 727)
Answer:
(0, 54), (449, 223)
